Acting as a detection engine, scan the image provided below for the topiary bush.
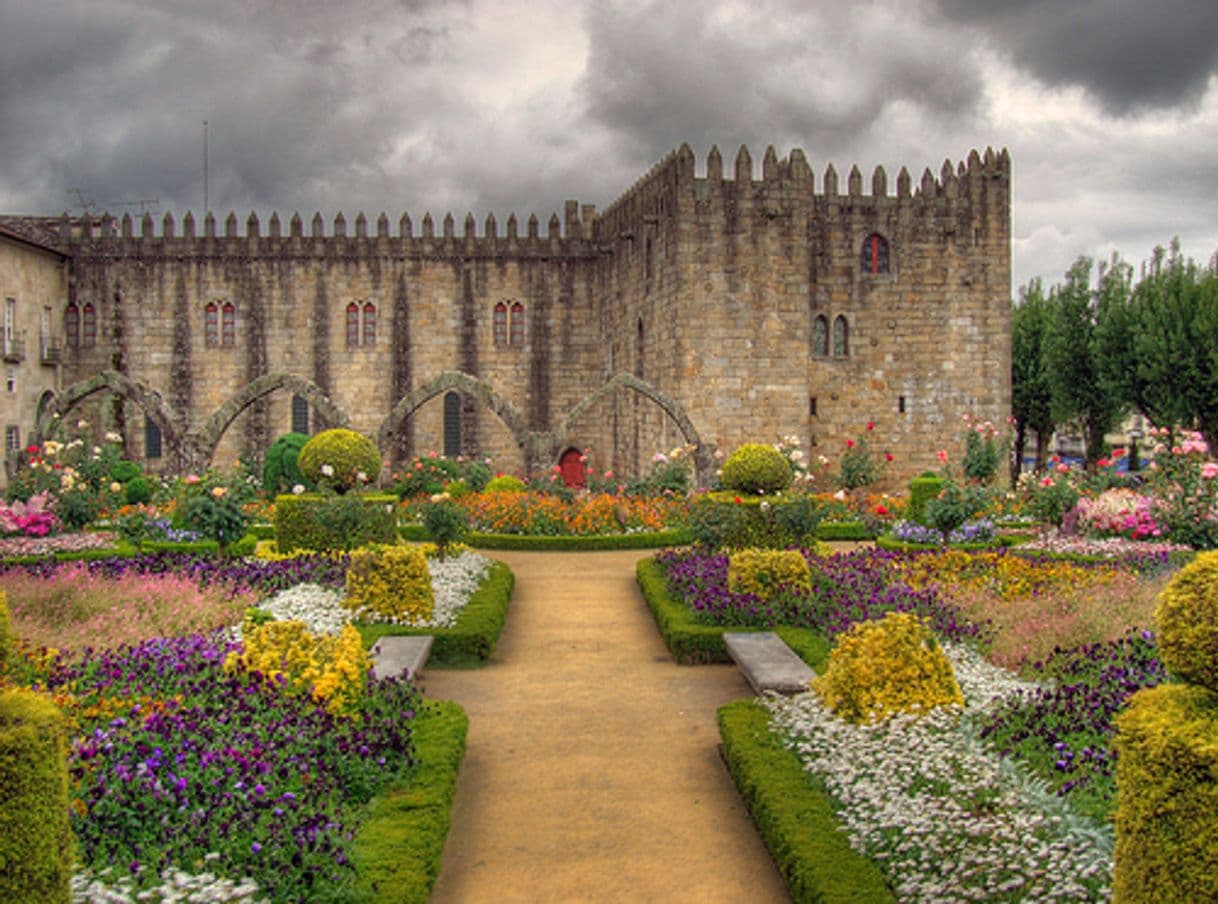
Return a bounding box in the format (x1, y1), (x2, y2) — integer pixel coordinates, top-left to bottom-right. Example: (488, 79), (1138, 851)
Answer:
(812, 612), (963, 724)
(907, 473), (946, 525)
(0, 590), (12, 675)
(297, 428), (382, 493)
(123, 475), (153, 506)
(1153, 549), (1218, 689)
(728, 549), (812, 601)
(274, 492), (398, 553)
(345, 546), (434, 624)
(720, 444), (794, 495)
(109, 459), (142, 483)
(484, 474), (527, 493)
(263, 432), (310, 493)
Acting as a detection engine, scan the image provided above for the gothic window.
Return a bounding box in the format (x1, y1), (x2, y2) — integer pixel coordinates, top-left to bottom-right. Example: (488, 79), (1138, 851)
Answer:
(861, 233), (890, 274)
(832, 315), (849, 357)
(362, 302), (377, 346)
(144, 416), (162, 459)
(509, 302), (525, 346)
(82, 303), (96, 348)
(291, 395), (310, 435)
(65, 303), (79, 348)
(204, 303), (218, 347)
(221, 303), (236, 347)
(5, 425), (19, 453)
(346, 303), (360, 347)
(812, 315), (829, 357)
(493, 303), (507, 346)
(443, 391), (461, 457)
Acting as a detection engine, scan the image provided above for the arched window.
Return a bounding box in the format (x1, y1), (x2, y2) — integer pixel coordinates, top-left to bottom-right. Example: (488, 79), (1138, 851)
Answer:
(221, 303), (236, 347)
(812, 315), (829, 357)
(291, 394), (309, 435)
(64, 303), (80, 348)
(443, 391), (461, 458)
(82, 303), (96, 348)
(144, 416), (162, 459)
(861, 233), (890, 274)
(346, 303), (360, 347)
(832, 315), (849, 357)
(204, 303), (218, 348)
(509, 302), (525, 346)
(362, 302), (376, 346)
(493, 303), (508, 347)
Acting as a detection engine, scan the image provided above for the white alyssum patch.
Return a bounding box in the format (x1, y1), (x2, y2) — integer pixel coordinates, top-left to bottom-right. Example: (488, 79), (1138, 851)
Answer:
(239, 550), (492, 636)
(764, 644), (1113, 902)
(72, 863), (265, 902)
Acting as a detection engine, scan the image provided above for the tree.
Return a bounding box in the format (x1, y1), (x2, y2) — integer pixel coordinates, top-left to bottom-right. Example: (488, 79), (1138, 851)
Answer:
(1044, 257), (1127, 468)
(1010, 279), (1057, 481)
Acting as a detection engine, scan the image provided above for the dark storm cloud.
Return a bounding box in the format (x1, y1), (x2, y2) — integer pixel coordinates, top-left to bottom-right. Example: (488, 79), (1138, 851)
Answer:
(930, 0), (1218, 114)
(579, 0), (983, 170)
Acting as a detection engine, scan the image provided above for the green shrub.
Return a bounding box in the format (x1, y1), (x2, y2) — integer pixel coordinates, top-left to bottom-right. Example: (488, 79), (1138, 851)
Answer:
(345, 546), (434, 623)
(274, 492), (397, 553)
(728, 549), (812, 601)
(1154, 549), (1218, 689)
(263, 432), (310, 493)
(720, 444), (793, 495)
(484, 475), (527, 493)
(0, 688), (73, 903)
(1113, 683), (1218, 901)
(0, 590), (11, 675)
(443, 479), (470, 499)
(688, 493), (825, 551)
(108, 459), (142, 483)
(297, 428), (382, 493)
(923, 479), (989, 542)
(907, 473), (946, 525)
(394, 455), (461, 498)
(422, 499), (469, 560)
(123, 475), (154, 506)
(813, 612), (962, 723)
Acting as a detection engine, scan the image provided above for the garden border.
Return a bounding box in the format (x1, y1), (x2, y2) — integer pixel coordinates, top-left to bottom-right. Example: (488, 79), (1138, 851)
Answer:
(636, 556), (829, 667)
(718, 699), (895, 902)
(349, 698), (468, 901)
(356, 560), (514, 668)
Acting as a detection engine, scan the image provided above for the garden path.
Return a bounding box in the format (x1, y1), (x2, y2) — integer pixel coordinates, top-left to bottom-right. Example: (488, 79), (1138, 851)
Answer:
(421, 549), (790, 903)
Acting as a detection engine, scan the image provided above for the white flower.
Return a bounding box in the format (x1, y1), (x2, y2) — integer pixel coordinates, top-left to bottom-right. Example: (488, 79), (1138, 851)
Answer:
(291, 484), (305, 495)
(320, 464), (334, 477)
(105, 431), (122, 443)
(357, 471), (368, 482)
(76, 419), (89, 430)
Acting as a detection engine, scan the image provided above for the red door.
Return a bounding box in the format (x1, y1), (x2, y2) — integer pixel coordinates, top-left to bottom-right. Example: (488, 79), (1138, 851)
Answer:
(559, 448), (586, 488)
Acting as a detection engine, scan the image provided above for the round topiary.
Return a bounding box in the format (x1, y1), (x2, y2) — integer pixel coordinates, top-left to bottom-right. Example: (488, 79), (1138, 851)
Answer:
(296, 429), (382, 493)
(109, 460), (142, 483)
(720, 443), (794, 495)
(484, 475), (527, 493)
(263, 432), (310, 493)
(1154, 550), (1218, 689)
(123, 475), (153, 505)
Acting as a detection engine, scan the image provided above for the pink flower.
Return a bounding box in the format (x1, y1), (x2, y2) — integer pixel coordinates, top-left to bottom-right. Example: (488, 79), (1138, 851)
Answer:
(937, 450), (948, 463)
(1202, 462), (1218, 480)
(1056, 463), (1069, 473)
(183, 474), (201, 485)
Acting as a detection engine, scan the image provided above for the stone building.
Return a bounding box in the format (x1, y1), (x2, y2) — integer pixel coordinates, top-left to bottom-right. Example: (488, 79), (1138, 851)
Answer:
(0, 143), (1010, 486)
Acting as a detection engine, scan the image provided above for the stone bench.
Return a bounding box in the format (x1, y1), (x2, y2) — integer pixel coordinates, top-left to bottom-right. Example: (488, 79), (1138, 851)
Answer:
(723, 632), (815, 695)
(370, 635), (434, 681)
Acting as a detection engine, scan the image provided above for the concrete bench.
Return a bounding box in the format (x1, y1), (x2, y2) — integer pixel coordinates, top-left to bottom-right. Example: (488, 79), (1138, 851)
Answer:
(723, 632), (815, 695)
(370, 635), (434, 681)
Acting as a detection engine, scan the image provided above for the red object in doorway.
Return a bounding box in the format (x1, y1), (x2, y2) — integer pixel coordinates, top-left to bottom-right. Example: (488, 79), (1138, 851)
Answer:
(559, 449), (586, 488)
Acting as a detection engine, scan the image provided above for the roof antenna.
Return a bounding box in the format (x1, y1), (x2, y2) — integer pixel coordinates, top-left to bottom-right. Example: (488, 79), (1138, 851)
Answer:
(203, 120), (209, 216)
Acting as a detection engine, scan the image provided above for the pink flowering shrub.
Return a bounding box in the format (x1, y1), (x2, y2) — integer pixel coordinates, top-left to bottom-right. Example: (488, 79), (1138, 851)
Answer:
(0, 491), (61, 537)
(1075, 489), (1165, 541)
(1143, 428), (1218, 549)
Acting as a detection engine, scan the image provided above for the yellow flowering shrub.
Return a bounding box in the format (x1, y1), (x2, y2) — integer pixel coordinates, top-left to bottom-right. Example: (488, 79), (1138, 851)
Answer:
(344, 546), (434, 623)
(1154, 549), (1218, 689)
(894, 550), (1114, 601)
(727, 549), (811, 600)
(813, 612), (963, 724)
(226, 619), (369, 714)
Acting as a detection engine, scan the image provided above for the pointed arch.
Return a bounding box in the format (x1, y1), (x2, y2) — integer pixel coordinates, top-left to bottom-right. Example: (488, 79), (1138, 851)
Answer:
(378, 371), (530, 456)
(34, 370), (183, 457)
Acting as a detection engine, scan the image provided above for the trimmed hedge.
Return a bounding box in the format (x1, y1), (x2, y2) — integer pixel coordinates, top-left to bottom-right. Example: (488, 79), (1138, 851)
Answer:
(275, 493), (398, 553)
(357, 561), (514, 668)
(874, 534), (1015, 553)
(718, 700), (895, 903)
(349, 699), (468, 903)
(814, 521), (874, 541)
(636, 557), (829, 667)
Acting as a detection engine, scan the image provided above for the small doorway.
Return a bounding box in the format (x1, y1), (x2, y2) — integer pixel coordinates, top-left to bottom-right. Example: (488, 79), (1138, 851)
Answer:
(559, 447), (586, 489)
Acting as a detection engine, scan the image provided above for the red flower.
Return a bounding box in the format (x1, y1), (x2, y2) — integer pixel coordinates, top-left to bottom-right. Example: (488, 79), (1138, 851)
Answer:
(874, 504), (888, 516)
(733, 496), (743, 504)
(885, 452), (894, 462)
(25, 444), (38, 454)
(866, 421), (875, 431)
(846, 439), (855, 448)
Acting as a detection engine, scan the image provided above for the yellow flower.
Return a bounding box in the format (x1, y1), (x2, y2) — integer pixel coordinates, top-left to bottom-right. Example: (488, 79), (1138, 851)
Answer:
(211, 486), (228, 498)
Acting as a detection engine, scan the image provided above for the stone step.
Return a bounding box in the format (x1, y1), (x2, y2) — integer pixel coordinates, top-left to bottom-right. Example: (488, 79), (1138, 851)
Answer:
(370, 635), (434, 681)
(723, 631), (815, 695)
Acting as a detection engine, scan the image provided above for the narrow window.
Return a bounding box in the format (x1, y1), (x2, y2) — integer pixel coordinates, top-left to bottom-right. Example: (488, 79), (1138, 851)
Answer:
(861, 233), (890, 274)
(346, 303), (360, 347)
(443, 391), (461, 457)
(65, 303), (80, 348)
(221, 303), (236, 347)
(204, 302), (218, 348)
(809, 396), (818, 417)
(4, 298), (14, 347)
(362, 302), (376, 346)
(509, 302), (525, 347)
(645, 237), (654, 281)
(898, 395), (906, 414)
(6, 368), (15, 393)
(493, 303), (508, 347)
(144, 416), (162, 459)
(4, 425), (19, 453)
(812, 315), (829, 357)
(291, 394), (310, 435)
(82, 303), (97, 348)
(832, 315), (849, 357)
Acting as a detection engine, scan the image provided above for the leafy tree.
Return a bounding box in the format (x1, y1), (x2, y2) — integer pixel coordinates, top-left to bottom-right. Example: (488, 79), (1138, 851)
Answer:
(1010, 280), (1057, 480)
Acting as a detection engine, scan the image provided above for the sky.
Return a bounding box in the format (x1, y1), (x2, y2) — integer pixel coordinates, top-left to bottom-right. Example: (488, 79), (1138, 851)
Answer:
(2, 0), (1217, 293)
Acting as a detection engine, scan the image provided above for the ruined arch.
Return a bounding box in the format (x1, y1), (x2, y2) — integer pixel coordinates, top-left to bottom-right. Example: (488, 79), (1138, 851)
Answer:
(34, 370), (185, 455)
(378, 370), (531, 462)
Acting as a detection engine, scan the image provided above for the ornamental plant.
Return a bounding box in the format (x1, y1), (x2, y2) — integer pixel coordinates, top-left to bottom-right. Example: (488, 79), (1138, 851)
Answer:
(1142, 429), (1218, 549)
(0, 491), (60, 537)
(835, 422), (886, 491)
(179, 470), (253, 554)
(720, 443), (793, 495)
(727, 548), (812, 601)
(344, 545), (434, 623)
(262, 432), (310, 494)
(296, 428), (382, 493)
(422, 495), (469, 560)
(1153, 549), (1218, 689)
(813, 611), (963, 724)
(960, 413), (1007, 484)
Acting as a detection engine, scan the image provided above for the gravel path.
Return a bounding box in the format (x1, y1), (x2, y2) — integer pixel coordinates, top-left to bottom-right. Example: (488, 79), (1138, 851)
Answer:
(422, 549), (790, 903)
